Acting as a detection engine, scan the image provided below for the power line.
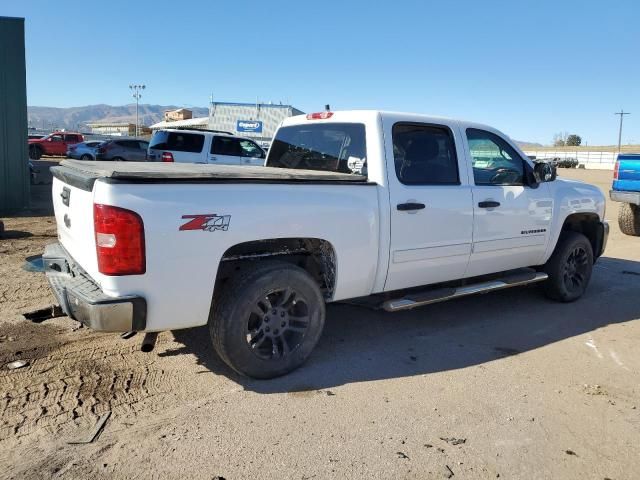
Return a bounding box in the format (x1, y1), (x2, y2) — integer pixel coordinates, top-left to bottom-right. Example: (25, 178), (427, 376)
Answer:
(614, 110), (631, 153)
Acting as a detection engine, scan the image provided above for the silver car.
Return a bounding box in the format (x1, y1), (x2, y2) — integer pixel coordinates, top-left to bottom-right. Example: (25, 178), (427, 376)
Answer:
(67, 140), (104, 160)
(96, 138), (149, 161)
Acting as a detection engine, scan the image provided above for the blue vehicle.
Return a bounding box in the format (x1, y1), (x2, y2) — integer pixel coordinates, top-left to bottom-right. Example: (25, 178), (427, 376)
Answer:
(611, 153), (640, 236)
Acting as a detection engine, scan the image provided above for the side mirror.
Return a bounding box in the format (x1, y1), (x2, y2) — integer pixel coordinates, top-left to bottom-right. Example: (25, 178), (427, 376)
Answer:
(534, 161), (557, 182)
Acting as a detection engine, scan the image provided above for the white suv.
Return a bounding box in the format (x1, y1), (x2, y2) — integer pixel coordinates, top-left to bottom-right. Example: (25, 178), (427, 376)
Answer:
(147, 128), (266, 165)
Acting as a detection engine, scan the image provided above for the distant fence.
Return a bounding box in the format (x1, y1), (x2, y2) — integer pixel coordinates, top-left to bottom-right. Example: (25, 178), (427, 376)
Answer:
(524, 150), (618, 170)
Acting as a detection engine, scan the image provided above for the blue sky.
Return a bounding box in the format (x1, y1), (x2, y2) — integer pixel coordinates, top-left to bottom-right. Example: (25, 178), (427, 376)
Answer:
(3, 0), (639, 145)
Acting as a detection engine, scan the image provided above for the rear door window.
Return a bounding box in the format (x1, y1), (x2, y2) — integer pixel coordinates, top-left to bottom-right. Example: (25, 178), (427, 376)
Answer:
(149, 131), (205, 153)
(212, 137), (241, 156)
(392, 123), (459, 185)
(267, 123), (366, 173)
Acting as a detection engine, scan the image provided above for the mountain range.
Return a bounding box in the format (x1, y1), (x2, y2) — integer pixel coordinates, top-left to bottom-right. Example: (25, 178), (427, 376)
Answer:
(27, 104), (209, 130)
(27, 104), (546, 147)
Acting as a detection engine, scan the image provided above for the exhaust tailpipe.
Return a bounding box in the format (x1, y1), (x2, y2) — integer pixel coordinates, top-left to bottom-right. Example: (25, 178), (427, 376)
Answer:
(141, 332), (158, 353)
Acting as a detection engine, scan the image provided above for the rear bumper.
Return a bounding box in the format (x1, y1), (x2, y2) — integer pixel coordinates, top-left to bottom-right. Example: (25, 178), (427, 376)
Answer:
(43, 243), (146, 332)
(610, 189), (640, 205)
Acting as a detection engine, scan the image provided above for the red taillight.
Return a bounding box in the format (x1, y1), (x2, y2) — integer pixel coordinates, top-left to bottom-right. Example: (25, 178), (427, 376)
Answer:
(613, 160), (620, 180)
(94, 204), (145, 275)
(306, 111), (333, 120)
(162, 152), (174, 162)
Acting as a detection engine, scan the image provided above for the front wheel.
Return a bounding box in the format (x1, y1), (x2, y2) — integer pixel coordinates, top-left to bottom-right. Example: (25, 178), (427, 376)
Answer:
(80, 154), (92, 160)
(209, 261), (326, 378)
(618, 203), (640, 236)
(542, 231), (593, 302)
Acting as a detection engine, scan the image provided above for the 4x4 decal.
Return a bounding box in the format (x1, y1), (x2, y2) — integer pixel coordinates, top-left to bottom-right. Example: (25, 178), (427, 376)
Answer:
(180, 214), (231, 232)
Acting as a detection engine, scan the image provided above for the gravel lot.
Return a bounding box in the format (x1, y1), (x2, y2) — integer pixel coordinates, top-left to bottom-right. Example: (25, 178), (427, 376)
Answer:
(1, 167), (638, 479)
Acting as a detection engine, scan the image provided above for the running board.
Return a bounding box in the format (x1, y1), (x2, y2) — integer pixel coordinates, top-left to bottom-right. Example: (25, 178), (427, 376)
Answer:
(382, 272), (549, 312)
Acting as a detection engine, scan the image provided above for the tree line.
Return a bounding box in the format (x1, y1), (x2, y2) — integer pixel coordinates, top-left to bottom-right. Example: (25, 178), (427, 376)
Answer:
(553, 132), (582, 147)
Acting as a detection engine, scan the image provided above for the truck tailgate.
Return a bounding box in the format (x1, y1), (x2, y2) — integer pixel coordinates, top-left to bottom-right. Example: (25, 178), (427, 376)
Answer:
(51, 177), (98, 275)
(614, 155), (640, 192)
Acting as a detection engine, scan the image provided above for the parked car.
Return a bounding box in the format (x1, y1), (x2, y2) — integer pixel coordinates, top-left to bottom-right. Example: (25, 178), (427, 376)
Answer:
(67, 140), (104, 160)
(147, 128), (266, 165)
(610, 153), (640, 236)
(29, 131), (84, 159)
(551, 157), (579, 168)
(96, 138), (149, 161)
(44, 110), (608, 379)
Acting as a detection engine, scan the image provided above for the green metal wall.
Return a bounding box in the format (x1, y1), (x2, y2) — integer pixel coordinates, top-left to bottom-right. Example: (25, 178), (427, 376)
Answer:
(0, 17), (29, 214)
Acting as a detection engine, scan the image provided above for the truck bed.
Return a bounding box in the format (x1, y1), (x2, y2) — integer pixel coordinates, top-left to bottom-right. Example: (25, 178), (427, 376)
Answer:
(52, 160), (369, 191)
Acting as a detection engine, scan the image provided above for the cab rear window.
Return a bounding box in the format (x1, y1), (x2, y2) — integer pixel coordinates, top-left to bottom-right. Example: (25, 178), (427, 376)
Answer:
(149, 131), (204, 153)
(267, 123), (366, 174)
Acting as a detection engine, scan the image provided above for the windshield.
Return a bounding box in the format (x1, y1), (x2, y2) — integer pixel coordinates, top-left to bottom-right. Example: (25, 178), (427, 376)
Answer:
(267, 123), (366, 174)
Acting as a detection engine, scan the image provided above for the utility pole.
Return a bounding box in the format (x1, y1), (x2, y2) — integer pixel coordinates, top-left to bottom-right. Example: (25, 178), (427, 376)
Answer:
(614, 110), (630, 153)
(129, 84), (146, 137)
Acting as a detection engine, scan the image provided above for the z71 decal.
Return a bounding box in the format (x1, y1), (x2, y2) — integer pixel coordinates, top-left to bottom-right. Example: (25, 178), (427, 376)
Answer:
(180, 214), (231, 232)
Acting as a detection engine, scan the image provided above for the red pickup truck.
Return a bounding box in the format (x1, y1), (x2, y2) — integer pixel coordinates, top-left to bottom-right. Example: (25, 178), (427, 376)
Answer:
(28, 131), (84, 160)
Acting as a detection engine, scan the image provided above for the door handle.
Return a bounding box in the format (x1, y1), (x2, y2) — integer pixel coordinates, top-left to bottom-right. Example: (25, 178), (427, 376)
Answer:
(397, 202), (426, 211)
(478, 200), (500, 208)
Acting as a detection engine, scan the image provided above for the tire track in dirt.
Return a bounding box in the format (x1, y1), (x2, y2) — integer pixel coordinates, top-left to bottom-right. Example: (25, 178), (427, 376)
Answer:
(0, 323), (184, 441)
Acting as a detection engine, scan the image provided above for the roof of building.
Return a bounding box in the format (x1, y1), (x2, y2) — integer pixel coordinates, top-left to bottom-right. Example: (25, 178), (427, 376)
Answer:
(150, 116), (209, 129)
(87, 122), (135, 127)
(211, 101), (300, 110)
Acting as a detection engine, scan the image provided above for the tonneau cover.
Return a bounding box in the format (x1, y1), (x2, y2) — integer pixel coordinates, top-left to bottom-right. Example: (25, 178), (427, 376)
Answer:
(56, 160), (368, 183)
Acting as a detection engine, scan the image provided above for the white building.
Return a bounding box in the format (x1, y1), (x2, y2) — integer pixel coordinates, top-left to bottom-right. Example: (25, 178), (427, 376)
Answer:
(150, 116), (209, 131)
(208, 102), (304, 144)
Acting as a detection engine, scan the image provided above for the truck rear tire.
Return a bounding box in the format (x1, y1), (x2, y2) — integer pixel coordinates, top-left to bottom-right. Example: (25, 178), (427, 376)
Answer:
(542, 231), (593, 302)
(209, 261), (326, 378)
(618, 203), (640, 236)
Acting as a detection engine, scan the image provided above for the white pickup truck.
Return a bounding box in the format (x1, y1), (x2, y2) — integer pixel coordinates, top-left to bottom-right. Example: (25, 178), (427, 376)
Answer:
(44, 110), (608, 378)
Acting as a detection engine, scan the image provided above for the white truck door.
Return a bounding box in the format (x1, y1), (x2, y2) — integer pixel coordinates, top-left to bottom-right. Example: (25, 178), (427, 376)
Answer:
(209, 136), (242, 165)
(461, 127), (553, 277)
(384, 120), (474, 291)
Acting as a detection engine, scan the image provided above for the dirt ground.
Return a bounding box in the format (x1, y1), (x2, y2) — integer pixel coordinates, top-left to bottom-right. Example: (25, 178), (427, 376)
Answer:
(1, 167), (638, 480)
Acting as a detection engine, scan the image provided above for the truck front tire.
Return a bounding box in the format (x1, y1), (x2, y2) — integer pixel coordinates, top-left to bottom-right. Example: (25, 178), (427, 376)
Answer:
(209, 261), (326, 379)
(542, 231), (593, 302)
(618, 203), (640, 236)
